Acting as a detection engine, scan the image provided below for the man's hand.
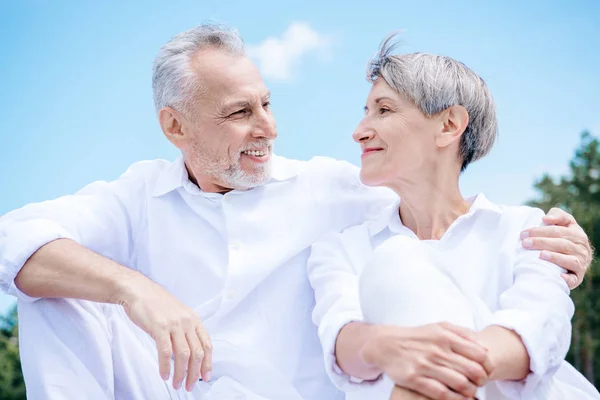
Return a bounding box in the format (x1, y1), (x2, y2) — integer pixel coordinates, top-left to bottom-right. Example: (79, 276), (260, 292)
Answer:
(361, 322), (493, 400)
(521, 207), (593, 289)
(117, 271), (212, 392)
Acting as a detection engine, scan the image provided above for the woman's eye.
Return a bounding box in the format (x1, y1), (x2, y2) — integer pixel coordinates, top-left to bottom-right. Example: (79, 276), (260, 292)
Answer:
(379, 107), (390, 114)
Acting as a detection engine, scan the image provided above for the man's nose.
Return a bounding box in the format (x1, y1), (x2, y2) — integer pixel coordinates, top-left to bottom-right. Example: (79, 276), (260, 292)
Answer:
(252, 108), (277, 139)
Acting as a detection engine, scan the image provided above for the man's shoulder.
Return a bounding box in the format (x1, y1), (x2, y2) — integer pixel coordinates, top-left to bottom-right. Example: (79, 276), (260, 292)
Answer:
(76, 159), (173, 199)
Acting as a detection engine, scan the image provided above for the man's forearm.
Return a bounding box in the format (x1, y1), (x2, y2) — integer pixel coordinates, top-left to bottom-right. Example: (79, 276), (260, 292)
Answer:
(15, 238), (137, 304)
(335, 321), (383, 380)
(476, 325), (530, 381)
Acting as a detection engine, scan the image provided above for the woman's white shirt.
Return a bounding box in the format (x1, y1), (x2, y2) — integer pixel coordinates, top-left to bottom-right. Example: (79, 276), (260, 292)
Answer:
(307, 194), (581, 399)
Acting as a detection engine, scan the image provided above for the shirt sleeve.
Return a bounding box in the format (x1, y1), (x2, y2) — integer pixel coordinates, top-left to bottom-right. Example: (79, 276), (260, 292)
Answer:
(0, 161), (157, 301)
(307, 228), (379, 392)
(488, 207), (574, 398)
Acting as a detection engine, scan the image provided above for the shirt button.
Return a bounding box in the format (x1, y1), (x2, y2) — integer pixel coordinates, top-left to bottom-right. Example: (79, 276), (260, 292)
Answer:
(226, 289), (236, 300)
(230, 241), (241, 251)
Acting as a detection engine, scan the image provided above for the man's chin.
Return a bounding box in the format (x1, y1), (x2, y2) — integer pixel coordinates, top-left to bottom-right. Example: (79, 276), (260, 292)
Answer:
(226, 171), (271, 191)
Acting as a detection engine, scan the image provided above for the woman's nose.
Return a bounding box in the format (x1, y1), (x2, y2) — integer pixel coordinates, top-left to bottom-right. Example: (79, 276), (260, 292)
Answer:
(352, 119), (375, 143)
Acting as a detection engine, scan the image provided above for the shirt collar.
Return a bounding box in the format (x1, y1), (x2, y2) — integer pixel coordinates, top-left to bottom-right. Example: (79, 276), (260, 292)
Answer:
(368, 193), (502, 237)
(152, 154), (298, 198)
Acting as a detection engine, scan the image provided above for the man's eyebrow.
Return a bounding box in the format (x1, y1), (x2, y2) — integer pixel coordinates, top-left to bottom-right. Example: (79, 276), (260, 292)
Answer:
(218, 92), (271, 114)
(219, 100), (251, 114)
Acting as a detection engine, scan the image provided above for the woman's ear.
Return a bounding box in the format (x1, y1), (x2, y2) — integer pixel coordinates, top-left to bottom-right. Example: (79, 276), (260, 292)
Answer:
(435, 105), (469, 148)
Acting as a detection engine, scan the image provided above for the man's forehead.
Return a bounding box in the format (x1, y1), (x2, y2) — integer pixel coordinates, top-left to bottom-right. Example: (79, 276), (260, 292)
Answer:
(191, 49), (268, 104)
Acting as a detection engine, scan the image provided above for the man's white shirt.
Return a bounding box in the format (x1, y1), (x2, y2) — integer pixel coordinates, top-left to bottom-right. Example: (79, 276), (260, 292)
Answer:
(0, 155), (395, 399)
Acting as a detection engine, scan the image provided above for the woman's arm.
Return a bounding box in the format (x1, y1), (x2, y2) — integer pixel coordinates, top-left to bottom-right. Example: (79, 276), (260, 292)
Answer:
(307, 229), (490, 400)
(485, 207), (575, 397)
(475, 326), (529, 381)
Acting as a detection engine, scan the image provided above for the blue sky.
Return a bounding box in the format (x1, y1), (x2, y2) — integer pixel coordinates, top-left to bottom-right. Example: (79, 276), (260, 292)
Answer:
(1, 0), (599, 313)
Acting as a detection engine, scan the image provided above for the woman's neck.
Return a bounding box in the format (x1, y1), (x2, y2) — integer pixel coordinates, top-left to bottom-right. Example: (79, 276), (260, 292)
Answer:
(388, 168), (470, 241)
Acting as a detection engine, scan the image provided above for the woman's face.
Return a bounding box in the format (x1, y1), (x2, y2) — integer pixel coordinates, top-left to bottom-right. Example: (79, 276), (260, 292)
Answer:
(353, 77), (441, 187)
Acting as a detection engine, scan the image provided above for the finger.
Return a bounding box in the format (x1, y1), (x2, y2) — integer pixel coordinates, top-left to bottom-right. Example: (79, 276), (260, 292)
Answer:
(155, 332), (173, 381)
(543, 208), (576, 226)
(562, 273), (581, 290)
(439, 322), (479, 344)
(171, 330), (191, 390)
(522, 236), (579, 256)
(437, 353), (488, 387)
(522, 225), (568, 240)
(523, 225), (590, 251)
(448, 337), (493, 375)
(425, 364), (478, 398)
(406, 377), (466, 400)
(184, 332), (204, 392)
(540, 251), (584, 277)
(196, 325), (213, 382)
(389, 386), (431, 400)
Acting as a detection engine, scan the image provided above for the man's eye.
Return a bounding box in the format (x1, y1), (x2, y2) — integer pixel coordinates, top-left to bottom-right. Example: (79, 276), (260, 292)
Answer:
(230, 109), (247, 117)
(263, 101), (271, 109)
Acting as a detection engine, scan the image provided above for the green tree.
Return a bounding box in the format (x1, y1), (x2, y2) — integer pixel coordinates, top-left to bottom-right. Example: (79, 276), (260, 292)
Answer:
(528, 131), (600, 386)
(0, 305), (26, 400)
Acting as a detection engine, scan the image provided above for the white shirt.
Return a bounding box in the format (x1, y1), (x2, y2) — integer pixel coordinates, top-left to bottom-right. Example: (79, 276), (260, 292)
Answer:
(307, 195), (598, 399)
(0, 155), (396, 399)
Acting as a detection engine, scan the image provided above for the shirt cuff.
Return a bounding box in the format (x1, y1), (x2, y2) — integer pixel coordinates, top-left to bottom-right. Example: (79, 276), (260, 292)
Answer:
(487, 309), (566, 398)
(0, 219), (75, 301)
(319, 312), (382, 391)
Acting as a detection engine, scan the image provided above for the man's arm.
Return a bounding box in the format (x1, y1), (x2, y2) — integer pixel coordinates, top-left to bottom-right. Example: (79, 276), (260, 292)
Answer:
(15, 238), (213, 391)
(0, 161), (211, 392)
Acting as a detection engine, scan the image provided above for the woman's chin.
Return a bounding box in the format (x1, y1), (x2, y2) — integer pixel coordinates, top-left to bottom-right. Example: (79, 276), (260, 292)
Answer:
(359, 171), (385, 187)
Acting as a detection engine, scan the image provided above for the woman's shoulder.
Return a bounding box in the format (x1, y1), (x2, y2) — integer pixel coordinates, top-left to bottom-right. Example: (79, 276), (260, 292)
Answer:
(472, 194), (546, 231)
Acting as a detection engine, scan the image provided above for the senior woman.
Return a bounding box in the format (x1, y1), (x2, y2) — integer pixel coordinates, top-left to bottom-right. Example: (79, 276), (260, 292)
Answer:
(307, 34), (600, 400)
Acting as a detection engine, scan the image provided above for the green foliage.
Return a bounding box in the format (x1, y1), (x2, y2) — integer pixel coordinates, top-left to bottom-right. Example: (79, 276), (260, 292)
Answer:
(0, 306), (26, 400)
(528, 131), (600, 386)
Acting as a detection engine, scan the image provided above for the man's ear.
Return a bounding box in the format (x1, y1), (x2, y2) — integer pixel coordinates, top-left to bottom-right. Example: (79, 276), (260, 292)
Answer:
(159, 107), (187, 149)
(435, 105), (469, 148)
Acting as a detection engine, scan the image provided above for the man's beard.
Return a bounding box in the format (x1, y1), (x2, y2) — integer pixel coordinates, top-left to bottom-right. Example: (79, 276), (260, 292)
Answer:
(191, 144), (273, 190)
(218, 158), (272, 190)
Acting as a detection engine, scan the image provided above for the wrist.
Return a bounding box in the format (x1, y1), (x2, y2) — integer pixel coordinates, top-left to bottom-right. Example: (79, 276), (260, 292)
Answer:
(109, 266), (145, 307)
(359, 325), (396, 374)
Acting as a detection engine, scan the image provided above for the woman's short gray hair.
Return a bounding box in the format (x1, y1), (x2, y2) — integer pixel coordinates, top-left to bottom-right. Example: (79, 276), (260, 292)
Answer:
(367, 33), (498, 172)
(152, 23), (246, 115)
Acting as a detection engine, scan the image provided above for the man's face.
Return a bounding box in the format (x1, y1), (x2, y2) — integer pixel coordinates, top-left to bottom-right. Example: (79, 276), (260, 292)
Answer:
(175, 49), (277, 192)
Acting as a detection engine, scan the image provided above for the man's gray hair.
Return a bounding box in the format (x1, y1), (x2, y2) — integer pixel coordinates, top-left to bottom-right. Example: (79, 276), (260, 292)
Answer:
(152, 23), (246, 115)
(367, 33), (498, 171)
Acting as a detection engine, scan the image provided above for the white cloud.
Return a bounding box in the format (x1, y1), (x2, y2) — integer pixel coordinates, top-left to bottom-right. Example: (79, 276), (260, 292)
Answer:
(248, 22), (333, 81)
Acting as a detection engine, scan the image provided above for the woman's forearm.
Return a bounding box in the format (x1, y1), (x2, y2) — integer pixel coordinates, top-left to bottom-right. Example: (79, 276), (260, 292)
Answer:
(335, 321), (384, 380)
(476, 325), (530, 381)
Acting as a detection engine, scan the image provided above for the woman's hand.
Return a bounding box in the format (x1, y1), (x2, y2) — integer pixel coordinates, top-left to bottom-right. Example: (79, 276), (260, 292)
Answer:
(361, 322), (492, 400)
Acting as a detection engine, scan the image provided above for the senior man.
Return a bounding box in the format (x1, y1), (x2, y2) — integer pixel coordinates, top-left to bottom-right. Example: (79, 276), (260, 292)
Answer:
(0, 24), (591, 399)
